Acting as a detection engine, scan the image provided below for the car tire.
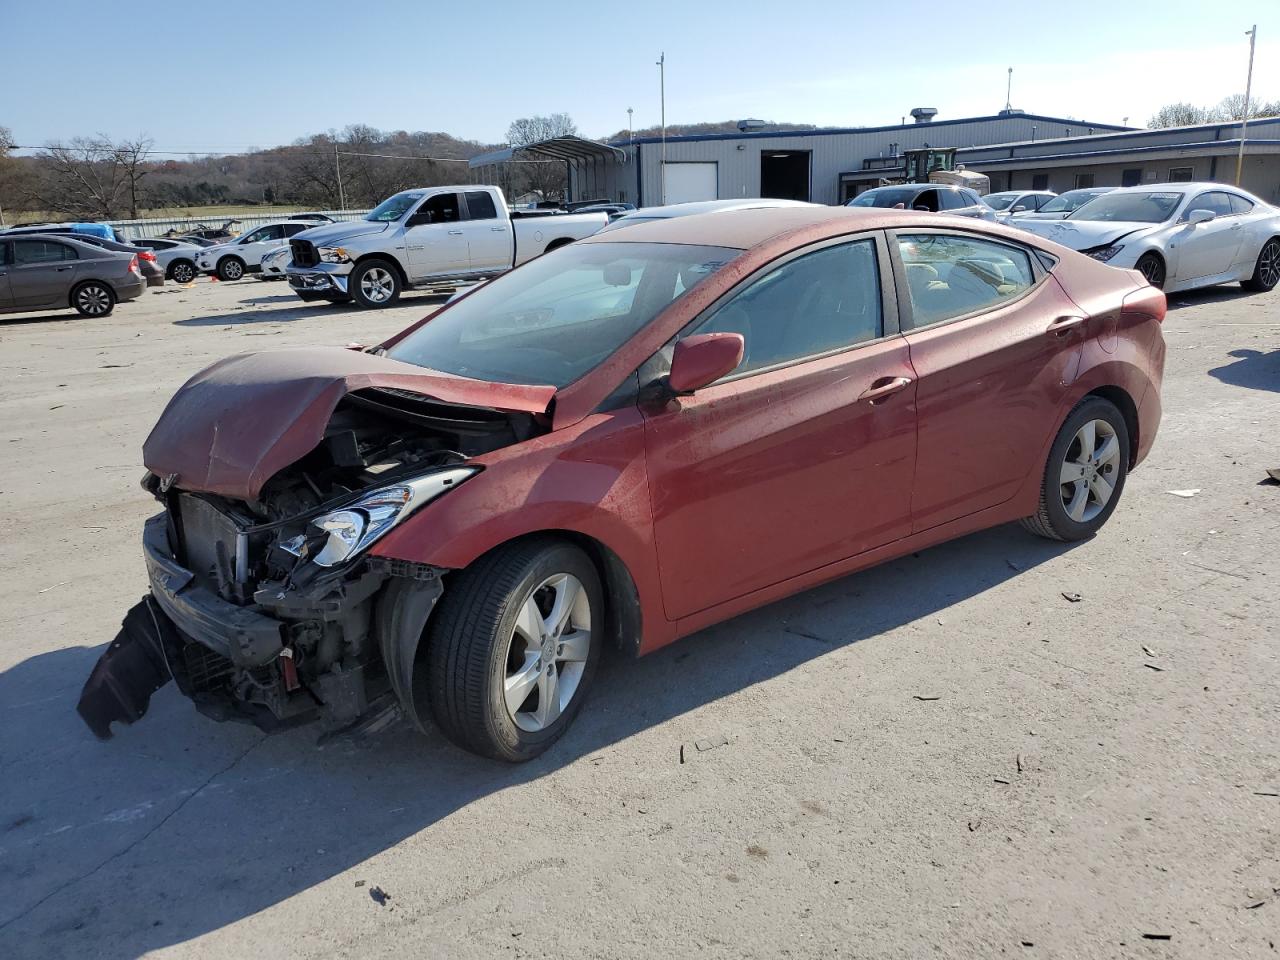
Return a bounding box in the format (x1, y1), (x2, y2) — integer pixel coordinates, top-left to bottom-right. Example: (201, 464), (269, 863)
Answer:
(169, 260), (197, 284)
(425, 539), (604, 762)
(71, 280), (116, 317)
(1241, 237), (1280, 292)
(1020, 397), (1130, 542)
(1134, 252), (1165, 289)
(349, 259), (402, 308)
(216, 256), (246, 282)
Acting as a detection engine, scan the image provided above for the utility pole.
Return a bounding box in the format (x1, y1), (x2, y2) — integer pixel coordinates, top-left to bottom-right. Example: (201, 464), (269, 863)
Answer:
(657, 52), (666, 202)
(627, 107), (634, 144)
(1236, 24), (1257, 186)
(1005, 67), (1013, 111)
(335, 141), (347, 211)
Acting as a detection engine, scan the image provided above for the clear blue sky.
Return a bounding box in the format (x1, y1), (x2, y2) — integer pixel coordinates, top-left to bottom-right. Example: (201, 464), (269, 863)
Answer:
(2, 0), (1275, 154)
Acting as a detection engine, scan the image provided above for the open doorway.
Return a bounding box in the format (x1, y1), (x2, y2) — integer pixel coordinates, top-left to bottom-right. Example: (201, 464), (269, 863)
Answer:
(761, 151), (811, 201)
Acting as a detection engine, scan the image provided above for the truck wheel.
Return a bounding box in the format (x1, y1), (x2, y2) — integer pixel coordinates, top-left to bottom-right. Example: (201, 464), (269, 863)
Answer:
(425, 539), (603, 761)
(350, 260), (401, 308)
(216, 256), (246, 281)
(168, 260), (196, 284)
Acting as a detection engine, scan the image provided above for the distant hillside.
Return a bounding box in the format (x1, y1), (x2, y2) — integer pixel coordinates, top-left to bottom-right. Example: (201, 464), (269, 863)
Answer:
(604, 120), (820, 142)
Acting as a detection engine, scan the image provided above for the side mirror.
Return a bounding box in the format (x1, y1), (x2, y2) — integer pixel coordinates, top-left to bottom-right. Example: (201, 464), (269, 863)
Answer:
(1012, 205), (1028, 213)
(668, 333), (745, 393)
(1186, 208), (1215, 225)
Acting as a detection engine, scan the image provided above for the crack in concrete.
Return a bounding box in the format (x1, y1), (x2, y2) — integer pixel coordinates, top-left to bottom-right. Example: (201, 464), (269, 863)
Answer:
(0, 734), (267, 933)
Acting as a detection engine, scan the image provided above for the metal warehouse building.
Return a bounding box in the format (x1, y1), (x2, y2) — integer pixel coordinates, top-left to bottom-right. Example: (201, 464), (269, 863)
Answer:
(473, 110), (1129, 208)
(955, 116), (1280, 203)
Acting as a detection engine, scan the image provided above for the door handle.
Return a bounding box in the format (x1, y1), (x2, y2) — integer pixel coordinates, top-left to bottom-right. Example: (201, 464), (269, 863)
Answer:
(1047, 315), (1087, 336)
(490, 226), (506, 232)
(55, 266), (74, 272)
(448, 230), (464, 236)
(858, 376), (912, 403)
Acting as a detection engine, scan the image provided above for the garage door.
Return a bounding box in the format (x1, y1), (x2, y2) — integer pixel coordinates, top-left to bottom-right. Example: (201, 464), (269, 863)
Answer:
(663, 163), (717, 204)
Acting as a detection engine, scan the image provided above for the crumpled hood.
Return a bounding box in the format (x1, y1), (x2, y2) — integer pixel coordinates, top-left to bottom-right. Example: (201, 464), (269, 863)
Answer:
(1018, 219), (1157, 251)
(293, 220), (391, 245)
(143, 347), (555, 500)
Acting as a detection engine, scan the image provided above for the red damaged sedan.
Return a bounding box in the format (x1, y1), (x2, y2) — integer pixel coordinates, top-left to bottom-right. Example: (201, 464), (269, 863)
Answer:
(79, 207), (1165, 760)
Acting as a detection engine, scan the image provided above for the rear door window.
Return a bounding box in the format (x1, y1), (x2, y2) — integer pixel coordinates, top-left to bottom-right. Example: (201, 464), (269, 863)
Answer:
(691, 238), (883, 376)
(13, 239), (78, 264)
(1228, 194), (1255, 215)
(464, 191), (500, 220)
(895, 233), (1036, 328)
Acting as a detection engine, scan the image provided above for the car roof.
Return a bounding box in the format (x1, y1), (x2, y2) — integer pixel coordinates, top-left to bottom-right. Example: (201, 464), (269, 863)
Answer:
(583, 205), (985, 250)
(617, 198), (816, 220)
(2, 233), (126, 252)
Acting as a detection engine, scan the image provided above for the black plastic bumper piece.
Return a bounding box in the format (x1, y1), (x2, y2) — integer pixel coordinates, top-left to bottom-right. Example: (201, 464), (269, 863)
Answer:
(77, 597), (176, 739)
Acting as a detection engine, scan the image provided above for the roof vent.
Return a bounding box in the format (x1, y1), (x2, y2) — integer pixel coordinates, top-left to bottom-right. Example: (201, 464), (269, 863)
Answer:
(737, 118), (766, 132)
(910, 107), (938, 124)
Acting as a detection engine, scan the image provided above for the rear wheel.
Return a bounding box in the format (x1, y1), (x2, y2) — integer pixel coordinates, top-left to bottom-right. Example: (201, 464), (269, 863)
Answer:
(425, 539), (603, 761)
(1020, 397), (1130, 542)
(168, 260), (196, 284)
(72, 281), (115, 317)
(1134, 252), (1165, 289)
(216, 256), (245, 281)
(1242, 237), (1280, 292)
(350, 259), (401, 308)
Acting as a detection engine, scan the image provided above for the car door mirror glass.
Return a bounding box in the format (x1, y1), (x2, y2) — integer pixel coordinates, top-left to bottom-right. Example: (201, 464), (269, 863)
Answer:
(669, 333), (745, 393)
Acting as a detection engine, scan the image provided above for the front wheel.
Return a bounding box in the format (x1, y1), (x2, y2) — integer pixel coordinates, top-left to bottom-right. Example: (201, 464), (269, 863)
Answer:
(426, 539), (603, 761)
(1242, 237), (1280, 292)
(72, 281), (116, 317)
(1020, 397), (1130, 542)
(216, 256), (245, 281)
(349, 259), (401, 308)
(1134, 252), (1165, 289)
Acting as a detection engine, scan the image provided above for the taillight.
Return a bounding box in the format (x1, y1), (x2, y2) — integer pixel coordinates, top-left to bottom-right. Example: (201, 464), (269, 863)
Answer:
(137, 250), (157, 262)
(1121, 284), (1166, 323)
(128, 255), (139, 274)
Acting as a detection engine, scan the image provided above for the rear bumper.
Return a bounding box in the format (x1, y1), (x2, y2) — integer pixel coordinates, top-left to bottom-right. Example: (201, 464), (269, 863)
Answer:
(116, 276), (147, 302)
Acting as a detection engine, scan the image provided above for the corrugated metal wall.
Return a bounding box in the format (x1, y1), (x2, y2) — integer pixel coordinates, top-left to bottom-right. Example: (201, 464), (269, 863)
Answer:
(629, 116), (1121, 207)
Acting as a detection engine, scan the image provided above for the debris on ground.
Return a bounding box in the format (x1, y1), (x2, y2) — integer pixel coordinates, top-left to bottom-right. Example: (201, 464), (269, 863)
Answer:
(695, 734), (729, 753)
(1253, 790), (1279, 797)
(354, 880), (366, 888)
(1016, 754), (1023, 773)
(1061, 592), (1083, 603)
(1144, 663), (1165, 672)
(369, 885), (391, 906)
(913, 695), (941, 702)
(1141, 933), (1172, 941)
(1166, 489), (1201, 498)
(994, 777), (1010, 785)
(1142, 645), (1157, 657)
(1264, 468), (1280, 485)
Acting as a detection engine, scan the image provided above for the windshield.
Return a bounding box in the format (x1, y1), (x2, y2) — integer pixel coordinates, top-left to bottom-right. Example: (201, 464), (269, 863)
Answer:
(849, 188), (919, 208)
(387, 242), (736, 388)
(366, 192), (424, 222)
(1067, 191), (1181, 223)
(982, 194), (1018, 211)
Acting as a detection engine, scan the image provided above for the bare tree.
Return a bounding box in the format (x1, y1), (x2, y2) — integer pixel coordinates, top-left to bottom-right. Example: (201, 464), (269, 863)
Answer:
(112, 137), (153, 218)
(33, 135), (153, 219)
(1214, 94), (1280, 121)
(504, 114), (577, 202)
(1150, 95), (1280, 128)
(1148, 102), (1211, 129)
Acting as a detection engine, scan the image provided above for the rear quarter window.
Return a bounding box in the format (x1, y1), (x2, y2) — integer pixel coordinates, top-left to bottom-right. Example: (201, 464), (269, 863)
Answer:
(896, 233), (1036, 328)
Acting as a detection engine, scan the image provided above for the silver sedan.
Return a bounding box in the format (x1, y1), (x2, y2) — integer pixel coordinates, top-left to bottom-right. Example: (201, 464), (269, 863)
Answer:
(1016, 183), (1280, 293)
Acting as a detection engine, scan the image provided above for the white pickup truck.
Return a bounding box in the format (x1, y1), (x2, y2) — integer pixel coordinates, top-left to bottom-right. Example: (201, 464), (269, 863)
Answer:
(286, 185), (607, 308)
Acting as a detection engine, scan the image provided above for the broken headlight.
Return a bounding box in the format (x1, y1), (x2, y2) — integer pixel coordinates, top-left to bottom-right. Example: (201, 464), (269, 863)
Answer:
(284, 467), (478, 568)
(1086, 244), (1124, 262)
(317, 245), (352, 264)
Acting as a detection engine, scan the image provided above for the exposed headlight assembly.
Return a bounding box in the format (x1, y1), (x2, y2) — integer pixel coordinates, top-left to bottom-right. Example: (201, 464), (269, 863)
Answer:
(284, 467), (479, 568)
(317, 245), (351, 263)
(1087, 244), (1124, 262)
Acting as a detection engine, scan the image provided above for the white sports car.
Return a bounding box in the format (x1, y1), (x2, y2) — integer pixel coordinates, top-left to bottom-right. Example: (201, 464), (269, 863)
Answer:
(1016, 183), (1280, 294)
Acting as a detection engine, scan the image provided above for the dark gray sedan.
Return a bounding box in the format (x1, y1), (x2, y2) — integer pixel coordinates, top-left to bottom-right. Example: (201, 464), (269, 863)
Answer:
(0, 235), (146, 317)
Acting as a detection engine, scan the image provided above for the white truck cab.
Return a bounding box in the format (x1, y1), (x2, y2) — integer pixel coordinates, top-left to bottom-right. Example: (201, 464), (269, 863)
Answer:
(286, 185), (607, 308)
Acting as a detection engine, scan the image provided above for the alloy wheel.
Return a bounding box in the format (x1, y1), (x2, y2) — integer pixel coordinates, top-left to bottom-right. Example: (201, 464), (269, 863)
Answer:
(1058, 419), (1120, 523)
(1137, 255), (1164, 287)
(1260, 240), (1280, 289)
(222, 259), (243, 280)
(360, 267), (395, 303)
(172, 262), (195, 283)
(77, 284), (111, 315)
(502, 573), (591, 732)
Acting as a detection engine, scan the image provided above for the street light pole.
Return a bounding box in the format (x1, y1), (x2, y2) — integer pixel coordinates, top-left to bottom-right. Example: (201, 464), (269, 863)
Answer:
(657, 52), (666, 203)
(1005, 67), (1012, 111)
(627, 107), (633, 144)
(1235, 24), (1257, 187)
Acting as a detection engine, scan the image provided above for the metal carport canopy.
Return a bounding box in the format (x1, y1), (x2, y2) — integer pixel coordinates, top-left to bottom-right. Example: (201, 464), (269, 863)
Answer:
(468, 136), (628, 167)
